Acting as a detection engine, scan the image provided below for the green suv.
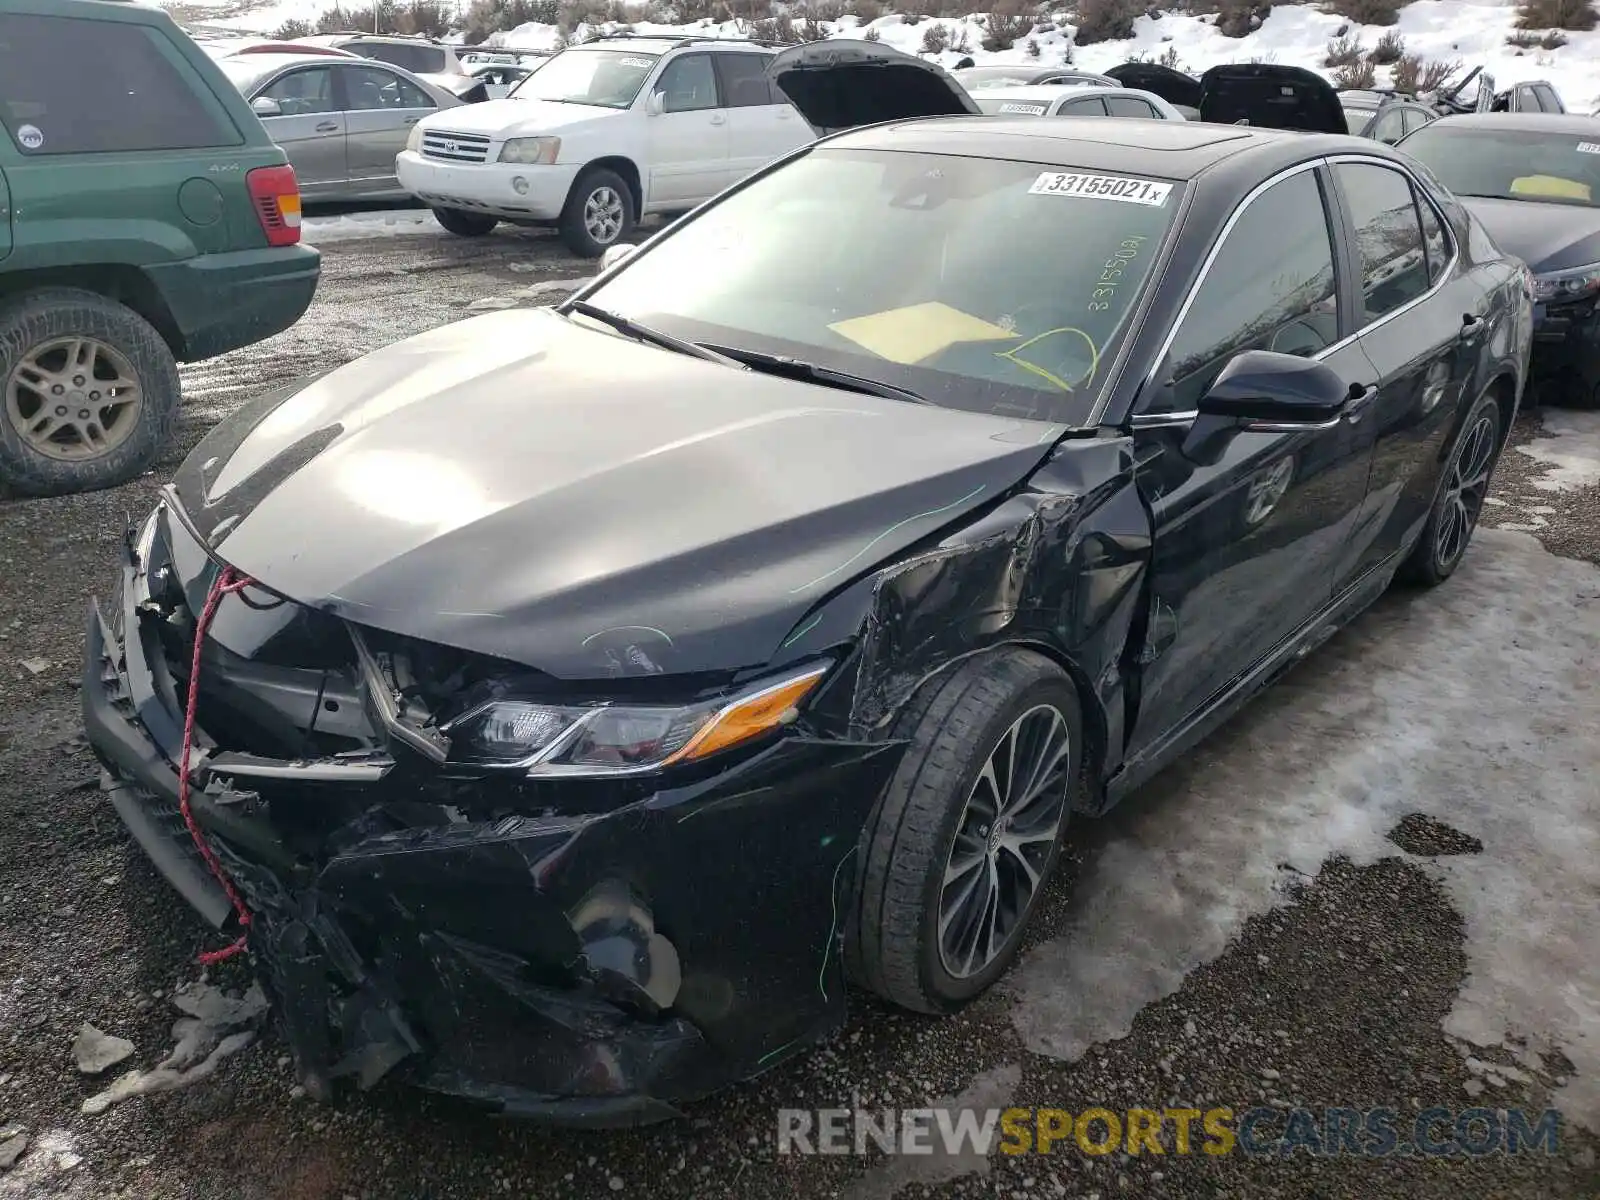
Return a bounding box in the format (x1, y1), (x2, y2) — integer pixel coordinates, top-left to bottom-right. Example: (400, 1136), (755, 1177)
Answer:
(0, 0), (320, 497)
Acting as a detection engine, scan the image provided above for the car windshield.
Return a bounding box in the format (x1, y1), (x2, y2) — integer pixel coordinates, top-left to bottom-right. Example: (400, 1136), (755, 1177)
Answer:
(508, 48), (659, 106)
(582, 147), (1183, 426)
(217, 59), (275, 93)
(955, 68), (1038, 89)
(1401, 125), (1600, 206)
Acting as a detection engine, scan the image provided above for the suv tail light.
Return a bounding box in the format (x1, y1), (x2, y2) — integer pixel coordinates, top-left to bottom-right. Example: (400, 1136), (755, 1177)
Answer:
(247, 165), (303, 247)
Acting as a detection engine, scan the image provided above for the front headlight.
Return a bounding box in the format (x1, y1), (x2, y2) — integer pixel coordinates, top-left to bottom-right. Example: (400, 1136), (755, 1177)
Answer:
(443, 661), (831, 775)
(1532, 261), (1600, 304)
(405, 122), (424, 153)
(498, 135), (561, 165)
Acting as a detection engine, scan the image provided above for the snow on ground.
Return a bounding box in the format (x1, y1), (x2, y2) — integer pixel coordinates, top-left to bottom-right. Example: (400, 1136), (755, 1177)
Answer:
(302, 208), (443, 245)
(1006, 528), (1600, 1130)
(1517, 410), (1600, 493)
(168, 0), (1600, 108)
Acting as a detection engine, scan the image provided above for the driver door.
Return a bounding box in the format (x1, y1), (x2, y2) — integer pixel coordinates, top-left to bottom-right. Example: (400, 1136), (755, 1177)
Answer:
(644, 53), (732, 207)
(1125, 163), (1379, 757)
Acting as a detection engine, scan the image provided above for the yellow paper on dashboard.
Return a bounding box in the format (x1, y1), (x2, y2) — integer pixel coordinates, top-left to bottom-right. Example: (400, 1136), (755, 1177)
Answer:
(1509, 175), (1592, 203)
(828, 302), (1018, 365)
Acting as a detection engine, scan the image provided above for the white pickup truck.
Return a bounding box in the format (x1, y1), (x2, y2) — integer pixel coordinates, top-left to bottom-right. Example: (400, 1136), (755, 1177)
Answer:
(395, 34), (813, 255)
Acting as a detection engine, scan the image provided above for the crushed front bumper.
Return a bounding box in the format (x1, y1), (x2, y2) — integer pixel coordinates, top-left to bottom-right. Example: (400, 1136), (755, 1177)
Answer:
(1529, 297), (1600, 404)
(83, 510), (901, 1126)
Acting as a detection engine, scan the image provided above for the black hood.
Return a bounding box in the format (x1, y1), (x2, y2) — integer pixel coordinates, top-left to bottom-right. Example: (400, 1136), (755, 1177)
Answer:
(1197, 63), (1346, 133)
(1459, 195), (1600, 274)
(171, 308), (1058, 679)
(767, 39), (980, 134)
(1106, 62), (1201, 109)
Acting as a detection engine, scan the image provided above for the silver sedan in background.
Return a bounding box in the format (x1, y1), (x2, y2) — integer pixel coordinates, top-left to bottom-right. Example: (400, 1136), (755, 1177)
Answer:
(217, 52), (464, 201)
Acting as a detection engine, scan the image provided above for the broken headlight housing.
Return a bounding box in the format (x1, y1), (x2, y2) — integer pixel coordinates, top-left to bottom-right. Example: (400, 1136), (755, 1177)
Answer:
(1532, 261), (1600, 305)
(443, 660), (831, 776)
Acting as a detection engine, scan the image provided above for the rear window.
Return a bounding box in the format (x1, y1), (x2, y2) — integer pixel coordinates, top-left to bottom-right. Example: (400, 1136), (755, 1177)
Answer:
(352, 42), (448, 75)
(0, 13), (238, 155)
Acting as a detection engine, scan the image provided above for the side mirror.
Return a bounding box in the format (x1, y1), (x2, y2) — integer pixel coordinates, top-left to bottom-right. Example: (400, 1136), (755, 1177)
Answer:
(646, 90), (666, 116)
(251, 96), (283, 117)
(599, 243), (638, 273)
(1197, 349), (1353, 426)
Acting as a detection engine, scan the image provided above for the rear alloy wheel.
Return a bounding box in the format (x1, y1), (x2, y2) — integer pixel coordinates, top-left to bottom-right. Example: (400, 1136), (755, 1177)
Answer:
(847, 649), (1081, 1014)
(0, 288), (180, 497)
(559, 168), (635, 258)
(1398, 388), (1502, 587)
(432, 207), (499, 237)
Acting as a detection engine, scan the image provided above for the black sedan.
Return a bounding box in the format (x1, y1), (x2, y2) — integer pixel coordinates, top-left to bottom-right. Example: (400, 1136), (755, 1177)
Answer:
(83, 105), (1531, 1127)
(1397, 112), (1600, 406)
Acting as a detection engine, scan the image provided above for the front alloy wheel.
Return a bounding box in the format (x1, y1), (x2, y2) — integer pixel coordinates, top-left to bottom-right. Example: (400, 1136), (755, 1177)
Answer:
(938, 704), (1073, 980)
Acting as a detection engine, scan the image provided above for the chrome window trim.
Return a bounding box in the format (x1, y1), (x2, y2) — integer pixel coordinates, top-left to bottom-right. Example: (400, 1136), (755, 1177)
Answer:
(1133, 153), (1460, 420)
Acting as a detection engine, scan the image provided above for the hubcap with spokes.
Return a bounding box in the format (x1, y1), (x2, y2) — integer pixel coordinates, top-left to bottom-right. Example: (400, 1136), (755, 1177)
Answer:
(1435, 412), (1496, 569)
(938, 704), (1072, 979)
(5, 337), (143, 462)
(583, 186), (625, 245)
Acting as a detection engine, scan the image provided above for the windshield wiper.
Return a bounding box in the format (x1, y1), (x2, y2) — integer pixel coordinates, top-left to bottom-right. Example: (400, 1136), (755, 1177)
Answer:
(563, 301), (744, 368)
(703, 344), (932, 406)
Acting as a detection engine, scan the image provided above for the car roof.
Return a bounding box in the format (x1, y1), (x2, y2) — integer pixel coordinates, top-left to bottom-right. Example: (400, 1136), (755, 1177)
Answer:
(567, 36), (766, 53)
(825, 116), (1386, 179)
(1427, 111), (1599, 134)
(972, 84), (1138, 101)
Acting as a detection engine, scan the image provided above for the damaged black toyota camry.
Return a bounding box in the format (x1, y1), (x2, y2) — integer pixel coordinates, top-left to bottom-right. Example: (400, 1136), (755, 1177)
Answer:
(84, 47), (1532, 1127)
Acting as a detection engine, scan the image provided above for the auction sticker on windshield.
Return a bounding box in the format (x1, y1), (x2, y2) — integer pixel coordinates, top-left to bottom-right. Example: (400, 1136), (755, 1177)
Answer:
(999, 103), (1048, 115)
(1576, 142), (1600, 154)
(1029, 171), (1172, 207)
(619, 57), (655, 67)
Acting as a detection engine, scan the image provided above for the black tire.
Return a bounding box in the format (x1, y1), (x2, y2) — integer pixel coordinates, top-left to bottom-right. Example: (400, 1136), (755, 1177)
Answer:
(1397, 387), (1503, 587)
(559, 168), (636, 259)
(0, 288), (181, 498)
(846, 648), (1083, 1014)
(432, 207), (499, 237)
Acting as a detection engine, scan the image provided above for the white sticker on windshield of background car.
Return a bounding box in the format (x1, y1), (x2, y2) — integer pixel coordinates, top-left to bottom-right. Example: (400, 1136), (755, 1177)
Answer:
(998, 102), (1048, 115)
(1029, 171), (1172, 207)
(15, 124), (43, 150)
(619, 57), (654, 67)
(1577, 141), (1600, 154)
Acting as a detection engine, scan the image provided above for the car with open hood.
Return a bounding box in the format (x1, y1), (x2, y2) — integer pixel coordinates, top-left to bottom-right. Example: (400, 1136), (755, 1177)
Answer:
(1398, 112), (1600, 406)
(952, 64), (1118, 91)
(85, 105), (1530, 1127)
(1106, 59), (1346, 132)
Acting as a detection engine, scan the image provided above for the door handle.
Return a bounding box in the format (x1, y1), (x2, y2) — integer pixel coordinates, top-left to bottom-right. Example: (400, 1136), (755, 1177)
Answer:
(315, 121), (340, 133)
(1459, 313), (1486, 340)
(709, 113), (727, 125)
(403, 116), (420, 125)
(1343, 382), (1378, 422)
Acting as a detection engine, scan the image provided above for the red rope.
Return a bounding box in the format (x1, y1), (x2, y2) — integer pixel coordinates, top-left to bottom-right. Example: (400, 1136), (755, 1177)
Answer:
(178, 564), (257, 965)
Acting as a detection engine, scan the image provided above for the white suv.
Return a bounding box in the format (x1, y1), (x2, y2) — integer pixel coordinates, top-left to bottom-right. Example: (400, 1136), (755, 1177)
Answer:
(395, 35), (813, 255)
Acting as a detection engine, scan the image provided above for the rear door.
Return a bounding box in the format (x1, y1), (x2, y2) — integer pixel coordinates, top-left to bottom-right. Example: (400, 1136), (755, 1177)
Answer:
(0, 166), (10, 261)
(254, 65), (347, 196)
(644, 52), (730, 206)
(1328, 156), (1486, 587)
(712, 51), (809, 185)
(338, 63), (438, 193)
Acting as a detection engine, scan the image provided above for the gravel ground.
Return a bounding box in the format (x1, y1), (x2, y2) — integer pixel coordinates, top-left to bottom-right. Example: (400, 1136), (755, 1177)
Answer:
(2, 227), (1599, 1199)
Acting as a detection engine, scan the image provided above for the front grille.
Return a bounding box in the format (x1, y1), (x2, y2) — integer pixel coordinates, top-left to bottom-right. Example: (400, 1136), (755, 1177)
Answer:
(421, 130), (492, 164)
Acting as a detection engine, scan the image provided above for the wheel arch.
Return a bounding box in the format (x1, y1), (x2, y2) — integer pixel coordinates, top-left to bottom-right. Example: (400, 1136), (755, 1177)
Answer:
(0, 267), (183, 356)
(573, 155), (644, 220)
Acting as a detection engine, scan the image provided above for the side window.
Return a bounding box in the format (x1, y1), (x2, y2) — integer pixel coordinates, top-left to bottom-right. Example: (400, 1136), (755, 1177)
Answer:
(1057, 96), (1109, 116)
(1367, 109), (1405, 144)
(1159, 169), (1338, 412)
(713, 52), (775, 108)
(0, 12), (237, 154)
(656, 54), (719, 113)
(1399, 107), (1431, 134)
(1105, 94), (1159, 119)
(260, 67), (338, 116)
(1535, 84), (1564, 112)
(1335, 162), (1431, 325)
(1414, 186), (1450, 286)
(1516, 86), (1538, 112)
(360, 43), (448, 75)
(342, 65), (435, 111)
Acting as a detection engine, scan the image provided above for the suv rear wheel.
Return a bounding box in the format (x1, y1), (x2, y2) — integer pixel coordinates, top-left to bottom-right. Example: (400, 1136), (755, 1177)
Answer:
(560, 168), (636, 258)
(0, 288), (181, 498)
(432, 207), (499, 237)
